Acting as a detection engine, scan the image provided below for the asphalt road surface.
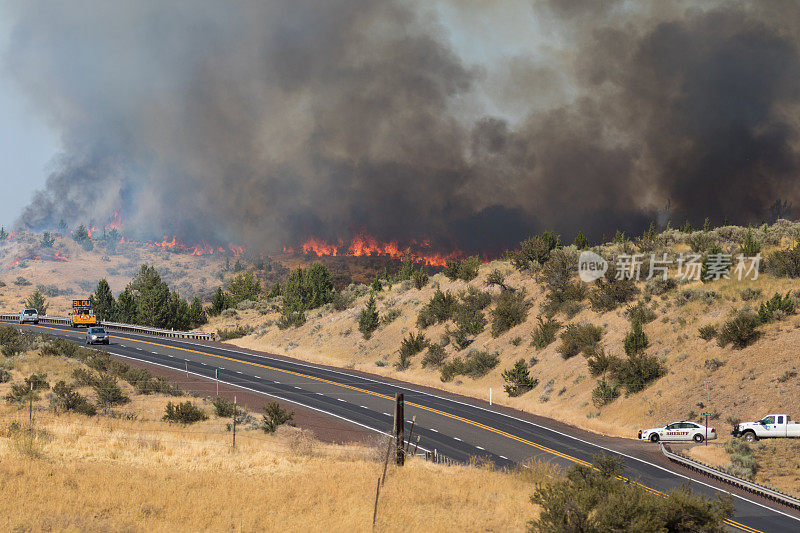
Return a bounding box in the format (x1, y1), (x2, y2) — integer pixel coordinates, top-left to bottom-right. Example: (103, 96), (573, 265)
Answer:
(10, 321), (800, 533)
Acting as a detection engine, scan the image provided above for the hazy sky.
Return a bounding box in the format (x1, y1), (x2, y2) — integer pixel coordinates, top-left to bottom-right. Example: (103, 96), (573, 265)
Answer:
(0, 9), (57, 229)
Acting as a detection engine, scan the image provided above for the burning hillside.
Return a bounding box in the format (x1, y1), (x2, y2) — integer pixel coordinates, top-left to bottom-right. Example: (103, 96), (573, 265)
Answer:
(292, 232), (463, 267)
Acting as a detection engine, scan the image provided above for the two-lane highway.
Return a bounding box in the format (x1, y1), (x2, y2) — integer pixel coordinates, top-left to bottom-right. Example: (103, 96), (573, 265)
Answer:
(11, 321), (800, 532)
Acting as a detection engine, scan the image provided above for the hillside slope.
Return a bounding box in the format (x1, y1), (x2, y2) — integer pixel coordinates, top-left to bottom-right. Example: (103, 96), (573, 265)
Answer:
(205, 224), (800, 440)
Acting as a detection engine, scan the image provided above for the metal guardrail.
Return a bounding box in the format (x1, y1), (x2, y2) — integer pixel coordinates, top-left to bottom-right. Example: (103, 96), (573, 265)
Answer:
(0, 313), (214, 341)
(660, 443), (800, 511)
(99, 321), (214, 341)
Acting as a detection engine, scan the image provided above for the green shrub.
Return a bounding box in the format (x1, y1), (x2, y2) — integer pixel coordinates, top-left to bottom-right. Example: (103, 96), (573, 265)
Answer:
(698, 324), (718, 341)
(539, 249), (586, 315)
(212, 396), (246, 418)
(52, 381), (96, 416)
(459, 286), (492, 310)
(644, 277), (677, 296)
(611, 352), (666, 394)
(529, 455), (734, 533)
(277, 309), (306, 329)
(585, 346), (620, 378)
(216, 325), (254, 341)
(440, 350), (500, 382)
(490, 288), (530, 337)
(510, 232), (560, 270)
(400, 331), (428, 358)
(358, 295), (380, 340)
(454, 304), (486, 337)
(485, 268), (506, 289)
(443, 256), (481, 281)
(94, 375), (130, 406)
(625, 301), (656, 325)
(72, 368), (100, 387)
(412, 269), (429, 290)
(766, 241), (800, 278)
(530, 316), (561, 350)
(261, 402), (294, 433)
(623, 320), (649, 356)
(739, 287), (762, 301)
(422, 344), (447, 368)
(502, 359), (538, 397)
(591, 379), (620, 407)
(382, 308), (401, 324)
(25, 289), (49, 315)
(589, 267), (638, 312)
(0, 369), (10, 383)
(557, 323), (603, 359)
(416, 289), (457, 328)
(717, 310), (761, 349)
(739, 229), (761, 257)
(331, 290), (354, 311)
(724, 439), (759, 480)
(757, 292), (795, 323)
(163, 401), (208, 424)
(282, 262), (335, 312)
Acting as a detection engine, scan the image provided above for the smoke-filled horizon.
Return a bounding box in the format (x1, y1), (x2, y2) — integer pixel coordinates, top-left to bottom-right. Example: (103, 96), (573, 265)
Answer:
(6, 0), (800, 254)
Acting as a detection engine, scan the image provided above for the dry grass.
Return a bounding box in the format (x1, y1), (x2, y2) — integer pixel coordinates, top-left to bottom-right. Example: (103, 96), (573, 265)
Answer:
(0, 350), (546, 532)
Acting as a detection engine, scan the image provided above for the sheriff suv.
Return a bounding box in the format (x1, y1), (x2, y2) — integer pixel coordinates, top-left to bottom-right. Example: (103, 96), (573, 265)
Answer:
(639, 421), (717, 443)
(19, 308), (39, 324)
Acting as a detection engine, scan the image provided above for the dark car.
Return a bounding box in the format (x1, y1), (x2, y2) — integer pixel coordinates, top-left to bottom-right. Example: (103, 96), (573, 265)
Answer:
(85, 327), (110, 345)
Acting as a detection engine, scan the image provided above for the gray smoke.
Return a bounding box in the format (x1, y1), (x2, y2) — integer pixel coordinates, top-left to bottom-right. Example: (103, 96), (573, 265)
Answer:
(7, 0), (800, 252)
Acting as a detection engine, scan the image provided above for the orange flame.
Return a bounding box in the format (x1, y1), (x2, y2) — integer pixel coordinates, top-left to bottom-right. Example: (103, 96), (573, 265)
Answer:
(87, 226), (98, 239)
(104, 211), (123, 231)
(190, 241), (215, 256)
(9, 256), (21, 267)
(229, 244), (245, 258)
(54, 250), (70, 262)
(302, 236), (339, 256)
(296, 232), (461, 266)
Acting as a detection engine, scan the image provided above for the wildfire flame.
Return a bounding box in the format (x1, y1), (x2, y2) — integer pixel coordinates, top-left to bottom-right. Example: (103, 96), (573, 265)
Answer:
(54, 250), (70, 262)
(294, 232), (461, 266)
(104, 211), (123, 231)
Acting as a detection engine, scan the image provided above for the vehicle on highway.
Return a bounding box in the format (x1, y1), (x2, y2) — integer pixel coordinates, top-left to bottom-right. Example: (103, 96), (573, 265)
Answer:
(70, 299), (97, 328)
(639, 421), (717, 443)
(85, 327), (110, 345)
(19, 308), (39, 324)
(732, 414), (800, 442)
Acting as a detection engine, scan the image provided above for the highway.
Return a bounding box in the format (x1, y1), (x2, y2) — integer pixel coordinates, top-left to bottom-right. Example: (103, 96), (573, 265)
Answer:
(11, 321), (800, 533)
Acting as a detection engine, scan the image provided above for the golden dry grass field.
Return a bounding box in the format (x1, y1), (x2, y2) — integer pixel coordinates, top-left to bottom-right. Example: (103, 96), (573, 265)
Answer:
(0, 351), (546, 532)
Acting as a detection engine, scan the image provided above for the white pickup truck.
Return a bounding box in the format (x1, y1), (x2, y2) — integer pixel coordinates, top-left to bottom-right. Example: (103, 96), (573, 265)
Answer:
(732, 414), (800, 442)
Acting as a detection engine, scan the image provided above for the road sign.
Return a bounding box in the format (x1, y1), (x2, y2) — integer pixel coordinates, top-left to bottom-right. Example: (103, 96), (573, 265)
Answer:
(701, 412), (713, 416)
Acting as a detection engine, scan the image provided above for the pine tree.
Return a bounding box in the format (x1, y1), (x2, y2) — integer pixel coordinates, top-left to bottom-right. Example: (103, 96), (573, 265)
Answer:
(573, 231), (590, 250)
(209, 287), (230, 316)
(0, 227), (7, 240)
(624, 320), (649, 356)
(502, 359), (538, 397)
(26, 289), (48, 315)
(396, 250), (415, 281)
(90, 278), (116, 321)
(358, 295), (380, 340)
(188, 297), (207, 328)
(115, 288), (137, 323)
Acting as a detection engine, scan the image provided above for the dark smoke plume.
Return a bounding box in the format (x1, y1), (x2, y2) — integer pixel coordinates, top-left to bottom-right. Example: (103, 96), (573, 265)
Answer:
(6, 1), (800, 252)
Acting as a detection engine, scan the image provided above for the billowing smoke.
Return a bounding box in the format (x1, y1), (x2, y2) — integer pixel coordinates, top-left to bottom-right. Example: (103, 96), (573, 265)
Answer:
(6, 0), (800, 252)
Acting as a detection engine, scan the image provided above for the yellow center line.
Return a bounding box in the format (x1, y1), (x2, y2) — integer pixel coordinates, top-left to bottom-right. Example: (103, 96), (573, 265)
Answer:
(29, 324), (764, 533)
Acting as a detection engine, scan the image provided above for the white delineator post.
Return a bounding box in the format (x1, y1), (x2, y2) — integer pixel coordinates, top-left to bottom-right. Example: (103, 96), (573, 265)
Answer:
(489, 388), (492, 406)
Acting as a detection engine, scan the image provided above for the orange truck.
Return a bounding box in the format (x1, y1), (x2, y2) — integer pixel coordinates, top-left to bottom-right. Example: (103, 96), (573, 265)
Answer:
(70, 299), (97, 328)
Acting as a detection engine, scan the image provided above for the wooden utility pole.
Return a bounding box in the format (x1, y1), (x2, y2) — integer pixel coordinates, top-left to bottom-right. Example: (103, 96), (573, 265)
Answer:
(393, 393), (404, 466)
(405, 415), (416, 453)
(28, 382), (34, 426)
